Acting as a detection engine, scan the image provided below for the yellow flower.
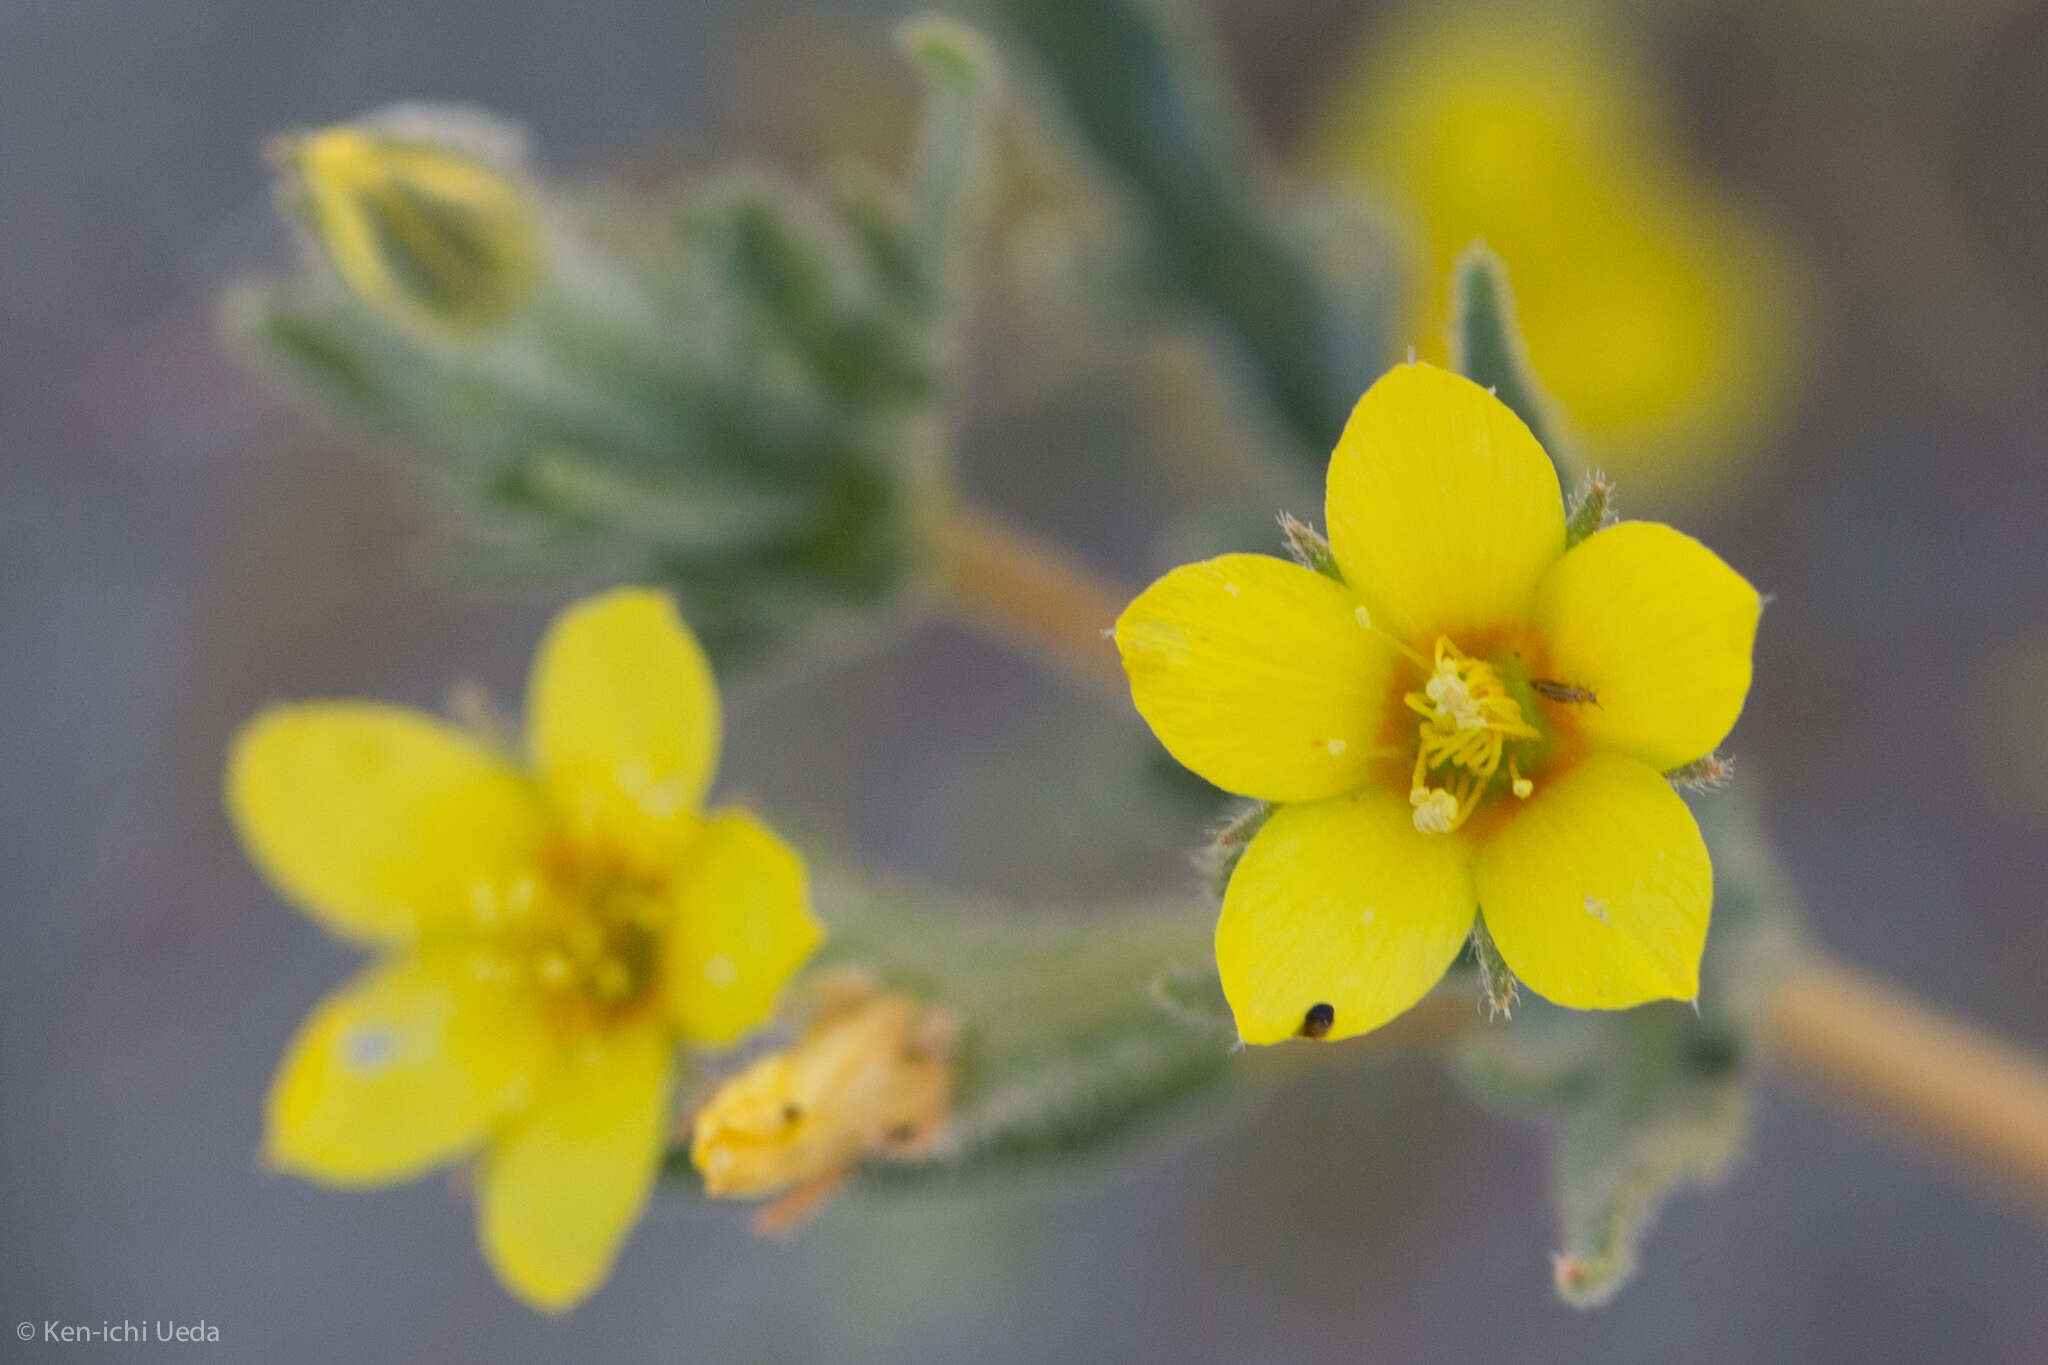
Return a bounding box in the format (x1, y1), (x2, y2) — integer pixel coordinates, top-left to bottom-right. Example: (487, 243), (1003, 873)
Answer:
(691, 971), (957, 1234)
(1308, 7), (1801, 496)
(272, 119), (541, 336)
(227, 589), (823, 1310)
(1115, 363), (1760, 1044)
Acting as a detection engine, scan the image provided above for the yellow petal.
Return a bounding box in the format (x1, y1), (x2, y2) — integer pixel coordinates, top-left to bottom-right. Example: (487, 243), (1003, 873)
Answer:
(285, 123), (540, 335)
(1476, 751), (1710, 1009)
(264, 950), (557, 1186)
(527, 588), (720, 872)
(1325, 362), (1565, 642)
(1216, 790), (1476, 1044)
(477, 1022), (674, 1312)
(1115, 554), (1400, 802)
(1533, 521), (1761, 772)
(227, 703), (547, 944)
(661, 810), (823, 1046)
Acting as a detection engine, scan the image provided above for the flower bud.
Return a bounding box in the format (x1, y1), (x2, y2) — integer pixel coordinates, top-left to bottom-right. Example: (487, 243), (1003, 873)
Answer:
(271, 120), (541, 336)
(691, 972), (957, 1231)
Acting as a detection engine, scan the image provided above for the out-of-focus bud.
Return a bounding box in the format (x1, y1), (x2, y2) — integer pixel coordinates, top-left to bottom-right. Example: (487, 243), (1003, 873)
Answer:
(270, 118), (542, 336)
(691, 971), (958, 1234)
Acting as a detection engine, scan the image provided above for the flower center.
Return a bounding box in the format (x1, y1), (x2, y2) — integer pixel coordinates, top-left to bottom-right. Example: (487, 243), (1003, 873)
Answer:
(478, 854), (669, 1017)
(1403, 637), (1540, 834)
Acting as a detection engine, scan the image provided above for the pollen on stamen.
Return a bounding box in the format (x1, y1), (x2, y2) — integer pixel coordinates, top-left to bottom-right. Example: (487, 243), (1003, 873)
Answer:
(1411, 787), (1460, 834)
(1403, 637), (1543, 833)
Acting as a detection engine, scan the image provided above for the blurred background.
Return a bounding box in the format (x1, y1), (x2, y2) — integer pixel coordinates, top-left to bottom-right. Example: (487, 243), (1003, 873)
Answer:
(6, 0), (2048, 1359)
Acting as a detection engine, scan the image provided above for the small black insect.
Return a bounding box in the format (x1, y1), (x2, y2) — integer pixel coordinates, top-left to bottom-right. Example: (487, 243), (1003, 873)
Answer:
(1532, 679), (1600, 707)
(1298, 1002), (1336, 1039)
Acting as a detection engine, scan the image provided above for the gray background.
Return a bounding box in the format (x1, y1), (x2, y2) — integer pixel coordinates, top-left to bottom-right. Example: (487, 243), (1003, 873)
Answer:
(5, 0), (2048, 1360)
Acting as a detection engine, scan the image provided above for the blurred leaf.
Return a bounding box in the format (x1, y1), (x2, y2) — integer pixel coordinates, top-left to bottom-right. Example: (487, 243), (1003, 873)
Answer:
(898, 16), (1004, 281)
(1450, 245), (1561, 465)
(1453, 785), (1804, 1306)
(984, 0), (1386, 455)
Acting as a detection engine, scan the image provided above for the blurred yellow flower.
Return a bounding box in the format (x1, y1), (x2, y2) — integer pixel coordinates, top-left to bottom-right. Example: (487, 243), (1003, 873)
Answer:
(227, 588), (823, 1310)
(1308, 6), (1802, 496)
(272, 118), (541, 336)
(1116, 363), (1759, 1044)
(692, 972), (957, 1235)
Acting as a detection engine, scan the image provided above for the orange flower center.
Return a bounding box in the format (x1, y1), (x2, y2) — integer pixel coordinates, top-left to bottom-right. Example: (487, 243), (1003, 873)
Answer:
(1400, 637), (1541, 834)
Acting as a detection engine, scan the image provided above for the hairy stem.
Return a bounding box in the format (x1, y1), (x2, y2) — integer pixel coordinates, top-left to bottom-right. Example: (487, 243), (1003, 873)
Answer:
(930, 502), (2048, 1212)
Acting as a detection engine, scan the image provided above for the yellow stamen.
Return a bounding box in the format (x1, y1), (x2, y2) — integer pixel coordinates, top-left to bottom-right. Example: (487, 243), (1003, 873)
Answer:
(1510, 756), (1534, 799)
(1405, 637), (1539, 833)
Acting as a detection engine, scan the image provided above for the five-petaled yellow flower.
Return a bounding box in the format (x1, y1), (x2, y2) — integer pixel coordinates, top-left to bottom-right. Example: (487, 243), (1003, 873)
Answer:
(1116, 363), (1761, 1044)
(227, 588), (823, 1310)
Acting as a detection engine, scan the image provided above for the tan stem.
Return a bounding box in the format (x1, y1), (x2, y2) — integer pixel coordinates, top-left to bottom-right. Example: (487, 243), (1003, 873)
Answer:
(930, 502), (1129, 692)
(1767, 958), (2048, 1206)
(931, 502), (2048, 1212)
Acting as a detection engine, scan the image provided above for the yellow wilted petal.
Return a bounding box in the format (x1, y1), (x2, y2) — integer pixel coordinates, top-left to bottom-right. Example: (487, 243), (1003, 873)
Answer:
(264, 950), (557, 1187)
(1476, 751), (1710, 1009)
(1325, 363), (1565, 643)
(227, 703), (547, 944)
(283, 124), (540, 335)
(477, 1021), (673, 1312)
(528, 588), (720, 873)
(691, 981), (954, 1200)
(1216, 790), (1476, 1044)
(661, 810), (823, 1046)
(1534, 521), (1761, 772)
(1116, 554), (1400, 802)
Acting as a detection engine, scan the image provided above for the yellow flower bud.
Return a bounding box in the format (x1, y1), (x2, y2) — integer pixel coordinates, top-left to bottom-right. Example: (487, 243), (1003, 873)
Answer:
(272, 120), (542, 336)
(691, 972), (957, 1233)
